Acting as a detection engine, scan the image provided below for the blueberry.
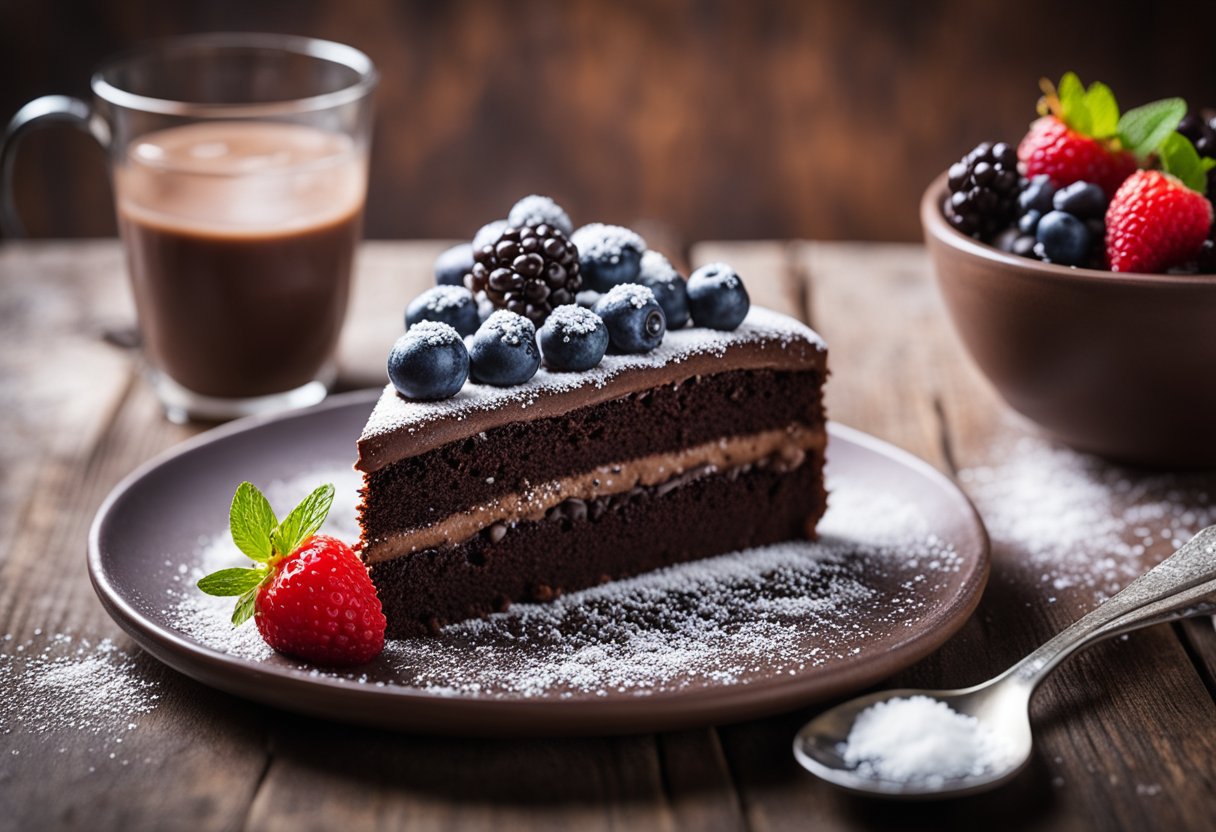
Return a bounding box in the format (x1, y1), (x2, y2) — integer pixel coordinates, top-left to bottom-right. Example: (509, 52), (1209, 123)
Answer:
(594, 284), (666, 353)
(434, 243), (473, 287)
(507, 195), (574, 236)
(405, 286), (480, 337)
(473, 219), (510, 251)
(1035, 211), (1091, 266)
(387, 322), (469, 400)
(468, 310), (541, 386)
(570, 223), (647, 292)
(538, 304), (609, 371)
(687, 263), (750, 330)
(1018, 210), (1042, 235)
(1052, 181), (1106, 219)
(575, 289), (602, 309)
(636, 250), (690, 329)
(1018, 175), (1056, 215)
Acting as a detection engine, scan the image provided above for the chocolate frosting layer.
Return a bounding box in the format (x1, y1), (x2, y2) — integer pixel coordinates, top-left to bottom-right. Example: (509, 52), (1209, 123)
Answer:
(357, 307), (827, 472)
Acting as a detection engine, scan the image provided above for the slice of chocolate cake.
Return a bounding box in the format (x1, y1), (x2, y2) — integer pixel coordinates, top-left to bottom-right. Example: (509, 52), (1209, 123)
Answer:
(357, 307), (828, 638)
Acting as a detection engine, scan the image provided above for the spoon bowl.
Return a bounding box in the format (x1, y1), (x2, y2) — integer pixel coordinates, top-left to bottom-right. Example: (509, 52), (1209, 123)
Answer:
(793, 526), (1216, 799)
(792, 683), (1033, 798)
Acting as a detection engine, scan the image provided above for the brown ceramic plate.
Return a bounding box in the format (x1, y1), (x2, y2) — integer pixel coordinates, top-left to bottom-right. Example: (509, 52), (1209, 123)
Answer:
(88, 388), (988, 737)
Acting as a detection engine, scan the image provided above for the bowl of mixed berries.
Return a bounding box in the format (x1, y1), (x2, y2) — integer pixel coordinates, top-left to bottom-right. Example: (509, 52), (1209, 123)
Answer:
(922, 73), (1216, 467)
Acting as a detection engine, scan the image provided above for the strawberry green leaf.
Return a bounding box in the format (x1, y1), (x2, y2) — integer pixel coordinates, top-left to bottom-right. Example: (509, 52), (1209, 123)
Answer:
(230, 481), (276, 562)
(232, 585), (260, 626)
(1057, 72), (1090, 135)
(1159, 132), (1208, 193)
(270, 483), (335, 557)
(1203, 157), (1216, 173)
(1118, 98), (1186, 158)
(197, 567), (266, 597)
(1082, 82), (1119, 138)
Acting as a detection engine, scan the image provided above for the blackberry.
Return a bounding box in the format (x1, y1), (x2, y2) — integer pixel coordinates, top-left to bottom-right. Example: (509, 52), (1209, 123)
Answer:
(945, 141), (1022, 241)
(465, 224), (581, 326)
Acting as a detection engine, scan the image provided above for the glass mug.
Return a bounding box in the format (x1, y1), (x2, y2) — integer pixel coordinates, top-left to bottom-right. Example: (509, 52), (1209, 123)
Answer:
(0, 33), (377, 422)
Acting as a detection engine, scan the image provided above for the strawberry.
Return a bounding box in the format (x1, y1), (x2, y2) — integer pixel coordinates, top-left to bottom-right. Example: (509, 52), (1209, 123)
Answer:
(1017, 73), (1193, 203)
(1018, 115), (1136, 199)
(198, 482), (386, 666)
(1106, 169), (1213, 273)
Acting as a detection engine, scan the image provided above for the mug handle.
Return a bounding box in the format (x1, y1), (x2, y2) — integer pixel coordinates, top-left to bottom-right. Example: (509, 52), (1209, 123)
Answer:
(1, 95), (109, 238)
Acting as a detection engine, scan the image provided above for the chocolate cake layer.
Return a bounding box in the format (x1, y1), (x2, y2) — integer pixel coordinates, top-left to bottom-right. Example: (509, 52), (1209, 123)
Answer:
(357, 307), (827, 473)
(359, 368), (824, 542)
(369, 456), (826, 638)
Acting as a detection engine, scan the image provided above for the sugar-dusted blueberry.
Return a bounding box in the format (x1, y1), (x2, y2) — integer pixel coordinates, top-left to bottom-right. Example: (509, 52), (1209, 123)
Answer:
(508, 194), (574, 237)
(468, 310), (541, 386)
(1018, 174), (1056, 215)
(539, 304), (609, 371)
(473, 219), (510, 251)
(1052, 181), (1107, 219)
(570, 223), (647, 292)
(636, 250), (690, 329)
(687, 263), (750, 330)
(387, 321), (469, 400)
(434, 243), (474, 287)
(593, 283), (666, 353)
(1034, 210), (1091, 266)
(405, 285), (480, 337)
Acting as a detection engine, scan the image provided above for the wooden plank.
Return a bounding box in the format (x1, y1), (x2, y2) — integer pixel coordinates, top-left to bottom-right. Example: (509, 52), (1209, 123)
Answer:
(0, 242), (272, 831)
(708, 241), (1216, 832)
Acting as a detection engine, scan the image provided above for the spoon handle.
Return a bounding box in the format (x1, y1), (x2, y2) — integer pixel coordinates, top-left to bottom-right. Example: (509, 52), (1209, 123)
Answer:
(1010, 525), (1216, 689)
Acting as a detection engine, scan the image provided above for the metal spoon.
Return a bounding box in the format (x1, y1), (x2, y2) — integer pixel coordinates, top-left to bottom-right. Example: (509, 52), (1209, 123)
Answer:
(793, 525), (1216, 799)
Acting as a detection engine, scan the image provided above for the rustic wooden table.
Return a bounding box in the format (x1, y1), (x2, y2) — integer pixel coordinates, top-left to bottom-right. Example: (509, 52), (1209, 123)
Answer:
(2, 240), (1215, 831)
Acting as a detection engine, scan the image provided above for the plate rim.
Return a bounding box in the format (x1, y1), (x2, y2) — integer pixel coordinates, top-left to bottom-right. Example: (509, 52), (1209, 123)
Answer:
(87, 388), (990, 736)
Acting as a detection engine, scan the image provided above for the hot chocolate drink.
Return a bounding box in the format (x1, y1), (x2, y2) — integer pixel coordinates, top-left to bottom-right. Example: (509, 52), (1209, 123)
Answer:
(115, 121), (366, 399)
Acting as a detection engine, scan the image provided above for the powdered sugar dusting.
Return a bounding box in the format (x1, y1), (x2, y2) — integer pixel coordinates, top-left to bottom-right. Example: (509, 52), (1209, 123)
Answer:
(598, 282), (656, 309)
(402, 320), (463, 347)
(166, 465), (969, 699)
(0, 633), (161, 767)
(361, 307), (825, 444)
(414, 285), (473, 314)
(960, 436), (1216, 605)
(571, 223), (646, 262)
(478, 309), (535, 347)
(639, 250), (682, 283)
(544, 304), (603, 336)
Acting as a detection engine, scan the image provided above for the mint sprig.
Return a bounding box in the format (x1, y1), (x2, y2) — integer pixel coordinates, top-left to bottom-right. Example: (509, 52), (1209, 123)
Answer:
(271, 484), (335, 558)
(197, 481), (336, 626)
(1158, 132), (1211, 193)
(1118, 98), (1187, 159)
(1045, 73), (1185, 161)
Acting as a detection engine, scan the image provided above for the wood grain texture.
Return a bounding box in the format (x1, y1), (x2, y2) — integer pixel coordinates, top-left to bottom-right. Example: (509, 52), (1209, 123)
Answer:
(5, 0), (1216, 242)
(2, 240), (1216, 831)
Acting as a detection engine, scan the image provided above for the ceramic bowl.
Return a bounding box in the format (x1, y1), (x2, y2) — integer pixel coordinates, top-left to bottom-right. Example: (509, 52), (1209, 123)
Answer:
(922, 172), (1216, 468)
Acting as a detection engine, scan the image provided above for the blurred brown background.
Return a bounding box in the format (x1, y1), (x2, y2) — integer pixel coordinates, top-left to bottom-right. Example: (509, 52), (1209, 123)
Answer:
(3, 0), (1214, 242)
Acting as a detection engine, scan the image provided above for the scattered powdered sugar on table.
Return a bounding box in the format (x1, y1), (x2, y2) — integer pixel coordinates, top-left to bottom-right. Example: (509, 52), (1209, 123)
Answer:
(166, 465), (966, 699)
(0, 632), (161, 766)
(960, 436), (1216, 605)
(839, 695), (1018, 786)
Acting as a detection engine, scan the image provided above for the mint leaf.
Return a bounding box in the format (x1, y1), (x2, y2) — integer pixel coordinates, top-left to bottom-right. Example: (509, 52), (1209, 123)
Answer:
(1159, 132), (1208, 193)
(198, 567), (266, 596)
(229, 481), (277, 562)
(1057, 72), (1090, 135)
(232, 585), (260, 626)
(270, 483), (335, 557)
(1203, 157), (1216, 173)
(1083, 82), (1119, 138)
(1118, 98), (1186, 157)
